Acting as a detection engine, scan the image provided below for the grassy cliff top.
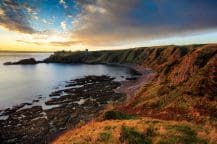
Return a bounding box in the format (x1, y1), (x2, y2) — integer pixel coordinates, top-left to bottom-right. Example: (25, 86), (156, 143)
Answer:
(51, 44), (217, 144)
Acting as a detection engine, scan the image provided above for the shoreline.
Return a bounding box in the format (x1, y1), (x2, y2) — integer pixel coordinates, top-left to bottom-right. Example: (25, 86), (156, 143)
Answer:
(50, 65), (155, 143)
(1, 58), (155, 143)
(3, 57), (143, 76)
(0, 64), (146, 144)
(116, 65), (155, 103)
(0, 75), (124, 143)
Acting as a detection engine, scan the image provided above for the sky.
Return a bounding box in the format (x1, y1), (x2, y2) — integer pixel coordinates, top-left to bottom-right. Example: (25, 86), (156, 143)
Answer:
(0, 0), (217, 52)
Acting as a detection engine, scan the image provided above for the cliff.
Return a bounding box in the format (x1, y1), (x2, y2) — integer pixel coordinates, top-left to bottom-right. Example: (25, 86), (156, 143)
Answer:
(52, 44), (217, 144)
(45, 44), (217, 121)
(45, 44), (217, 99)
(44, 47), (146, 64)
(116, 44), (217, 122)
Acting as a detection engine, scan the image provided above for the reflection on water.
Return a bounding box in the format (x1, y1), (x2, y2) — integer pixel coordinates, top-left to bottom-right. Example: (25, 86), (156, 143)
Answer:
(0, 53), (133, 109)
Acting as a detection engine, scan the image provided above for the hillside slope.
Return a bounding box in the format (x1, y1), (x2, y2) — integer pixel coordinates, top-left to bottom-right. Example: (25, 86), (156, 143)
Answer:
(118, 44), (217, 124)
(50, 44), (217, 144)
(53, 113), (217, 144)
(46, 44), (217, 120)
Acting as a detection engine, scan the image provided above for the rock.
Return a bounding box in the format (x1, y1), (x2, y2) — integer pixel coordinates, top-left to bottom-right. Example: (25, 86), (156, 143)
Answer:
(126, 77), (137, 80)
(129, 69), (142, 76)
(49, 90), (63, 97)
(2, 103), (31, 115)
(3, 62), (12, 65)
(32, 99), (40, 103)
(0, 75), (126, 144)
(4, 58), (38, 65)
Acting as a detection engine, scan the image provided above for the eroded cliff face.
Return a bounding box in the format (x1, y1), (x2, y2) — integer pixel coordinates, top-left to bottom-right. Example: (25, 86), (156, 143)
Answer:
(118, 44), (217, 123)
(141, 44), (217, 98)
(45, 44), (217, 121)
(51, 44), (217, 144)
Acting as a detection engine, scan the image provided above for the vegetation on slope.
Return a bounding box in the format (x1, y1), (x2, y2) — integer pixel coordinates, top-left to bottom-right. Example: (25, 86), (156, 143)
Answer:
(103, 110), (137, 120)
(53, 118), (216, 144)
(51, 44), (217, 144)
(118, 44), (217, 124)
(44, 47), (152, 64)
(45, 44), (217, 117)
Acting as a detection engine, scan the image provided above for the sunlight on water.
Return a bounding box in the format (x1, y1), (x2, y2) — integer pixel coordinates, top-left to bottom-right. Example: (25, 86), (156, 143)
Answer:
(0, 53), (133, 109)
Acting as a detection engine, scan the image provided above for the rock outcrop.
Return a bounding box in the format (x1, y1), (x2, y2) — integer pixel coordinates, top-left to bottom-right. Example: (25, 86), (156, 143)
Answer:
(4, 58), (38, 65)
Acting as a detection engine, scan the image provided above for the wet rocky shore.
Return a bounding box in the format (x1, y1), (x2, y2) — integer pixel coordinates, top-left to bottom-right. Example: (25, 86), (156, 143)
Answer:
(0, 75), (126, 144)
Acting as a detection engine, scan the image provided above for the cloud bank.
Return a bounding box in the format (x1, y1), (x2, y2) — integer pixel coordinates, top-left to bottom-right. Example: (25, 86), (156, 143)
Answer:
(0, 0), (36, 33)
(71, 0), (217, 46)
(0, 0), (217, 48)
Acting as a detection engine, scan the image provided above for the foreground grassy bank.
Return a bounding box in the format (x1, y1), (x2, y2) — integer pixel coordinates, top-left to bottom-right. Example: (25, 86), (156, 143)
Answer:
(49, 44), (217, 143)
(53, 115), (216, 144)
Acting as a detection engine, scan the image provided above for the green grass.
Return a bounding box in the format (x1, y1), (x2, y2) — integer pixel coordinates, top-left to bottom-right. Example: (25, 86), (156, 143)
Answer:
(160, 125), (208, 144)
(45, 47), (148, 64)
(99, 131), (113, 143)
(120, 126), (151, 144)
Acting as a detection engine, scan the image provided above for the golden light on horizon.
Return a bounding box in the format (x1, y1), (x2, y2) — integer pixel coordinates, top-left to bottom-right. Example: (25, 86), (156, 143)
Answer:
(0, 0), (216, 52)
(0, 27), (87, 52)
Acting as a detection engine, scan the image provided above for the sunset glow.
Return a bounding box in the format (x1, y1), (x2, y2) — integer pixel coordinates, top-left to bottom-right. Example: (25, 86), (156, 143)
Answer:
(0, 0), (217, 51)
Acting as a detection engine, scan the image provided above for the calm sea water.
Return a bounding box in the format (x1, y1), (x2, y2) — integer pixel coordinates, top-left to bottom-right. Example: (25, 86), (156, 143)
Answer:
(0, 53), (133, 110)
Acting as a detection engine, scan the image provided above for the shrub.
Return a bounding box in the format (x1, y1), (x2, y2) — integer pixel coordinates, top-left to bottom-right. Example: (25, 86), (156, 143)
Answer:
(145, 127), (155, 137)
(103, 111), (137, 120)
(162, 125), (208, 144)
(99, 131), (112, 143)
(120, 126), (151, 144)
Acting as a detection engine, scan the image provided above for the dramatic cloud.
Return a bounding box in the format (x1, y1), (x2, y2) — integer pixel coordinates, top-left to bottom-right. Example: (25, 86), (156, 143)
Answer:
(42, 18), (55, 25)
(59, 0), (68, 9)
(0, 0), (216, 50)
(0, 0), (36, 33)
(61, 21), (67, 31)
(71, 0), (217, 46)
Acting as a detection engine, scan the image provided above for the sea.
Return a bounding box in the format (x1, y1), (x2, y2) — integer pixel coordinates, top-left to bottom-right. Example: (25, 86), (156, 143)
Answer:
(0, 53), (133, 110)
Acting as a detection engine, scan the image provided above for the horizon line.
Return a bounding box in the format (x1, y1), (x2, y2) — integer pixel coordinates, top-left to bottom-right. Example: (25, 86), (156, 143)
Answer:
(0, 43), (216, 53)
